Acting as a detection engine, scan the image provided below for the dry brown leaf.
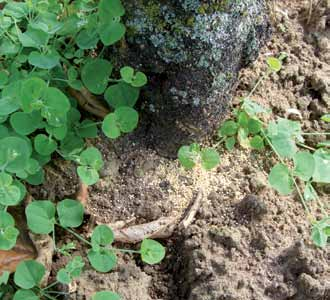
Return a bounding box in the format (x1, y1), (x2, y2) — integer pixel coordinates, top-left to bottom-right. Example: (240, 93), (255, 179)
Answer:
(0, 207), (37, 275)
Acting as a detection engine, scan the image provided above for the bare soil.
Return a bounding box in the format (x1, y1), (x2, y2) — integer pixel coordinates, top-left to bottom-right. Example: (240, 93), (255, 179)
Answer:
(29, 1), (330, 299)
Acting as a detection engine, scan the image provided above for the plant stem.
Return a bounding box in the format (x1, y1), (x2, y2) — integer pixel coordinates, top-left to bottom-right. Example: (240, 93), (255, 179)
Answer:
(59, 226), (92, 246)
(42, 281), (59, 291)
(111, 247), (141, 254)
(297, 143), (316, 151)
(247, 70), (270, 99)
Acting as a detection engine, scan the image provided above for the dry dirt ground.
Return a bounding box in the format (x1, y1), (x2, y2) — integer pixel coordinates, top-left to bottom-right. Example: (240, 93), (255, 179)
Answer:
(31, 1), (330, 299)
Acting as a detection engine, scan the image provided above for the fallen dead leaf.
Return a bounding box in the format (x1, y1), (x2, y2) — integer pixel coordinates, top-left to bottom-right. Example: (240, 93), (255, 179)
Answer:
(0, 206), (37, 275)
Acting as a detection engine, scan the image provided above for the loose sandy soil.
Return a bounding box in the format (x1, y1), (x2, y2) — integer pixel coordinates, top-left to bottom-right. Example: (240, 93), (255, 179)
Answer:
(32, 1), (329, 299)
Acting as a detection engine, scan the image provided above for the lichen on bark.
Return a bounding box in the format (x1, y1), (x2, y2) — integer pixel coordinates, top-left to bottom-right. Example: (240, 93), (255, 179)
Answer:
(112, 0), (271, 157)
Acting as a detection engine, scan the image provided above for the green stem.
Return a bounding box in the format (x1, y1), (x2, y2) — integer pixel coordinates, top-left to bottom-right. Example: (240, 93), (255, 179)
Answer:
(214, 137), (226, 148)
(42, 281), (59, 291)
(247, 70), (270, 99)
(111, 248), (141, 254)
(297, 143), (316, 151)
(61, 226), (92, 246)
(77, 121), (103, 129)
(108, 78), (122, 83)
(42, 293), (58, 300)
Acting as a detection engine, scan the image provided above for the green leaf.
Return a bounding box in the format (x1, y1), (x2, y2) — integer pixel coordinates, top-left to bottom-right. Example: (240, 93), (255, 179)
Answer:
(79, 147), (103, 170)
(268, 163), (294, 195)
(46, 124), (67, 141)
(120, 67), (134, 83)
(321, 114), (330, 122)
(76, 29), (99, 49)
(28, 51), (60, 69)
(140, 239), (165, 265)
(42, 87), (71, 127)
(88, 249), (117, 273)
(102, 114), (120, 139)
(81, 59), (113, 95)
(60, 133), (84, 158)
(0, 211), (19, 250)
(237, 127), (250, 148)
(131, 72), (147, 88)
(102, 107), (139, 139)
(0, 70), (9, 88)
(25, 169), (44, 186)
(92, 291), (121, 300)
(21, 77), (47, 113)
(13, 289), (39, 300)
(178, 144), (200, 169)
(304, 182), (317, 201)
(104, 82), (140, 109)
(56, 269), (71, 285)
(225, 137), (236, 151)
(99, 0), (125, 20)
(57, 199), (84, 228)
(312, 224), (329, 248)
(250, 135), (264, 150)
(317, 140), (330, 148)
(98, 21), (126, 46)
(34, 134), (57, 156)
(293, 151), (315, 181)
(247, 119), (262, 134)
(0, 271), (10, 285)
(0, 38), (20, 55)
(77, 166), (99, 185)
(218, 120), (238, 137)
(76, 120), (98, 138)
(91, 225), (114, 250)
(14, 260), (45, 289)
(3, 2), (28, 19)
(10, 112), (42, 135)
(200, 148), (220, 170)
(115, 107), (139, 133)
(19, 25), (49, 48)
(312, 149), (330, 183)
(0, 175), (21, 206)
(238, 111), (249, 128)
(271, 135), (297, 159)
(0, 82), (22, 116)
(57, 256), (84, 284)
(267, 57), (282, 72)
(26, 201), (56, 234)
(0, 136), (32, 174)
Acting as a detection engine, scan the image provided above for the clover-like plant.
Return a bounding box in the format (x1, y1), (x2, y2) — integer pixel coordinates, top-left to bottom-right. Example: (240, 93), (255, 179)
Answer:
(178, 143), (220, 170)
(217, 56), (330, 248)
(0, 0), (166, 298)
(0, 200), (165, 299)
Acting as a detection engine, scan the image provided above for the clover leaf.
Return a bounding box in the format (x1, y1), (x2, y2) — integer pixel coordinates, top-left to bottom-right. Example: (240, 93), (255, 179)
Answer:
(57, 199), (84, 228)
(26, 201), (56, 234)
(93, 291), (121, 300)
(268, 163), (294, 195)
(14, 260), (45, 289)
(0, 211), (19, 250)
(140, 239), (165, 265)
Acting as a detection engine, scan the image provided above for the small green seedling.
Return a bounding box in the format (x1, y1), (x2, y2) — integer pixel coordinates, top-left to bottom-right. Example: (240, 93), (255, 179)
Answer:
(178, 143), (220, 170)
